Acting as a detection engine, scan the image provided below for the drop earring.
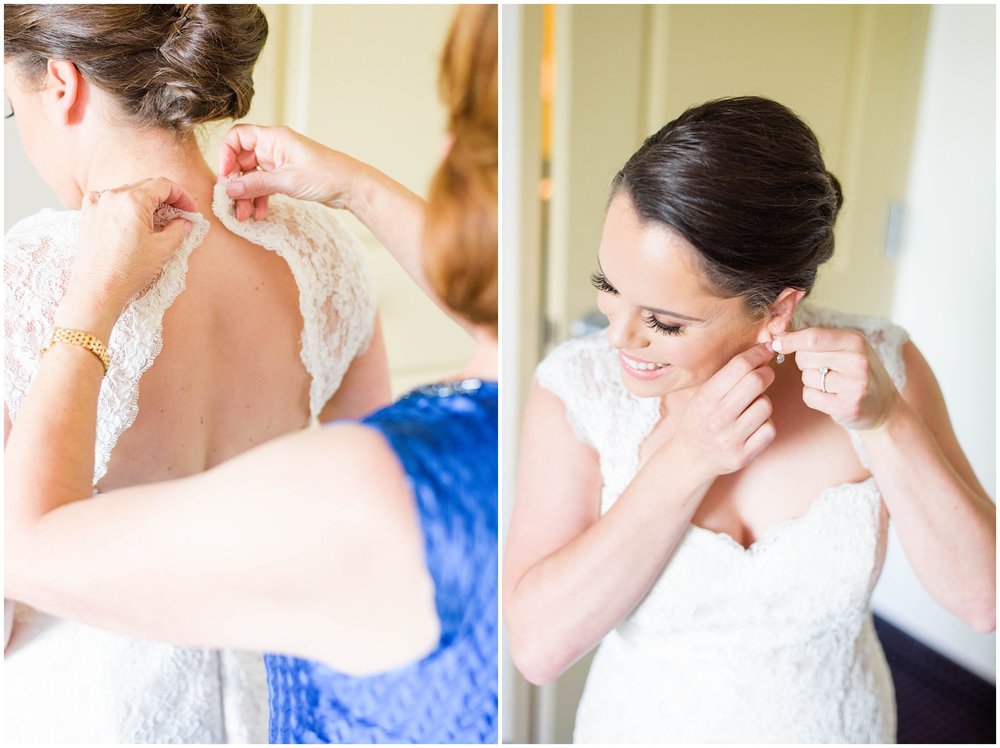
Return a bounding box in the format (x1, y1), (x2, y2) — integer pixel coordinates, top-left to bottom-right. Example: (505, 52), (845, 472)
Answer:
(772, 333), (785, 364)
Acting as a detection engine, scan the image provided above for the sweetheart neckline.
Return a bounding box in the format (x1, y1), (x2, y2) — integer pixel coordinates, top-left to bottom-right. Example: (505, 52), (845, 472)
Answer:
(685, 476), (879, 555)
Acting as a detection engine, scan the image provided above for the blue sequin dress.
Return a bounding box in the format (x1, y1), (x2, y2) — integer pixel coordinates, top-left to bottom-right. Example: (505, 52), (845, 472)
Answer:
(264, 379), (498, 744)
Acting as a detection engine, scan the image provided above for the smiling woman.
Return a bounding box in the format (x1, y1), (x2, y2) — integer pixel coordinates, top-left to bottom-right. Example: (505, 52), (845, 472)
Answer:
(503, 95), (995, 743)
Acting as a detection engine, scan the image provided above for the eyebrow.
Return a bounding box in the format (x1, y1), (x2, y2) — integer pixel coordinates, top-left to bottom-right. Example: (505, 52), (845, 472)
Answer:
(597, 258), (708, 323)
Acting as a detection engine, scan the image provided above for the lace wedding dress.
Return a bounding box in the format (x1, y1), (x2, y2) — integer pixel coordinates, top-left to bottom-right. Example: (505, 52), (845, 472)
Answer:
(3, 184), (376, 743)
(536, 302), (908, 744)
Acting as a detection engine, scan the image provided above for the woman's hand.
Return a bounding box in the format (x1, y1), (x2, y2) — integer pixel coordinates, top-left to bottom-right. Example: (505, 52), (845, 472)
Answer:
(57, 178), (195, 339)
(669, 342), (778, 480)
(776, 327), (901, 431)
(219, 123), (465, 333)
(219, 124), (373, 222)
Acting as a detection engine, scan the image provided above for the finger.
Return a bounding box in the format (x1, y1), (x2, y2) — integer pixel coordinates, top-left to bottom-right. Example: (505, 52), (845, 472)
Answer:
(142, 177), (199, 213)
(735, 395), (772, 441)
(226, 170), (289, 201)
(801, 367), (851, 395)
(219, 124), (265, 178)
(235, 198), (254, 222)
(719, 362), (775, 417)
(705, 342), (775, 397)
(778, 327), (863, 355)
(792, 350), (863, 373)
(253, 195), (270, 221)
(801, 386), (841, 417)
(743, 418), (776, 462)
(156, 217), (193, 245)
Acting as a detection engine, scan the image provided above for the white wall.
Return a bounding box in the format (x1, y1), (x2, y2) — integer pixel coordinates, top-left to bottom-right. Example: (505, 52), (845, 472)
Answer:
(872, 3), (996, 683)
(3, 120), (61, 230)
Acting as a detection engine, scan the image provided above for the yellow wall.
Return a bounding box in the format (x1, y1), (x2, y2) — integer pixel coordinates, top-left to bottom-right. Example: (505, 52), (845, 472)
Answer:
(202, 4), (472, 395)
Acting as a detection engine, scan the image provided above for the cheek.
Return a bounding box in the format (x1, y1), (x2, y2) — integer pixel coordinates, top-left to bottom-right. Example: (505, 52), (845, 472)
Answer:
(16, 116), (77, 205)
(15, 115), (52, 174)
(663, 330), (753, 377)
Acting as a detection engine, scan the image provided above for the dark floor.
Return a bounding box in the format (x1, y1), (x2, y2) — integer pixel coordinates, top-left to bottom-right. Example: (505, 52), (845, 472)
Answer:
(874, 615), (996, 744)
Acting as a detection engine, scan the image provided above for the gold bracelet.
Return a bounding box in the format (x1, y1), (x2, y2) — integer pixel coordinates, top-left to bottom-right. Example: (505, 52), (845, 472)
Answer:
(45, 327), (111, 375)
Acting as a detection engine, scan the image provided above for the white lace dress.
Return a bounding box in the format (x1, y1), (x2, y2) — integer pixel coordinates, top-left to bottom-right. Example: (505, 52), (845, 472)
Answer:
(536, 303), (908, 744)
(3, 184), (376, 743)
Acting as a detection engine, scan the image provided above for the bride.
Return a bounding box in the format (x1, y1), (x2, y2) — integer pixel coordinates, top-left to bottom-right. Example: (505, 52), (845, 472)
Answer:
(4, 5), (387, 742)
(503, 96), (995, 743)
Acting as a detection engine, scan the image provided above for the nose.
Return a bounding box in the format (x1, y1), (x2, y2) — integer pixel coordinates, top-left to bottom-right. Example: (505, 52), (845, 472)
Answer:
(605, 305), (647, 351)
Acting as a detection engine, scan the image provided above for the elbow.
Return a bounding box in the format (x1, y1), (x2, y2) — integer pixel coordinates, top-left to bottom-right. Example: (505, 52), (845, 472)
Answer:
(508, 636), (562, 686)
(966, 605), (996, 634)
(968, 616), (995, 635)
(4, 523), (26, 601)
(504, 606), (567, 686)
(960, 590), (996, 633)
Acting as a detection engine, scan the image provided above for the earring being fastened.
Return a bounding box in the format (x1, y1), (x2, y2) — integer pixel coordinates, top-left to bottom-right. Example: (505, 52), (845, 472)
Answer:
(771, 334), (785, 364)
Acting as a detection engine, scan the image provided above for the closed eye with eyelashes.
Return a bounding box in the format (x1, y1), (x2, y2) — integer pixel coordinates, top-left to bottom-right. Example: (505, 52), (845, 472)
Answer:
(591, 271), (685, 336)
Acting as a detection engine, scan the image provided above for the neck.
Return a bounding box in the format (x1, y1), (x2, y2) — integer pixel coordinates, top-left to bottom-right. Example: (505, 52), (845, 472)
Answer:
(456, 334), (498, 382)
(76, 125), (217, 212)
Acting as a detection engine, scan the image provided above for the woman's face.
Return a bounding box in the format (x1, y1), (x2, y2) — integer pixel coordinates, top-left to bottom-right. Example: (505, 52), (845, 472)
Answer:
(4, 61), (80, 206)
(596, 192), (773, 399)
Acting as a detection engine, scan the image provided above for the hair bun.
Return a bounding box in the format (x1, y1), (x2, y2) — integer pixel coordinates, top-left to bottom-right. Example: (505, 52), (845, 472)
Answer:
(4, 4), (269, 133)
(147, 4), (268, 130)
(611, 96), (842, 315)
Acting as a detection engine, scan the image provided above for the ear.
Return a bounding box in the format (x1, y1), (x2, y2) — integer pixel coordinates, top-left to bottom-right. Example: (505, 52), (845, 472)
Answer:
(754, 288), (805, 344)
(43, 59), (84, 125)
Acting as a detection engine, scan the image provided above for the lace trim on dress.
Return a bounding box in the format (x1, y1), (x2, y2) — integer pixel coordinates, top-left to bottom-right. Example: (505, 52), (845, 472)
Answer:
(4, 208), (209, 485)
(531, 302), (905, 743)
(211, 182), (377, 417)
(4, 185), (376, 485)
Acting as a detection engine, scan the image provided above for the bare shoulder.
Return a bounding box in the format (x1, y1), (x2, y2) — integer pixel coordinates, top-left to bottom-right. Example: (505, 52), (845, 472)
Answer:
(897, 340), (943, 411)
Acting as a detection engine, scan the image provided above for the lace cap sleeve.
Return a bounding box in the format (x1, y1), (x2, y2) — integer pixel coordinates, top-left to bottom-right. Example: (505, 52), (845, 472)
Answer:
(534, 333), (614, 448)
(5, 210), (74, 425)
(5, 207), (209, 485)
(793, 303), (911, 391)
(212, 184), (377, 418)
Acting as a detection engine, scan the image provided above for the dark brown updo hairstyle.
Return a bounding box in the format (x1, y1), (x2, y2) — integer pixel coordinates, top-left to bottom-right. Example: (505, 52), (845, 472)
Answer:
(3, 4), (268, 135)
(423, 5), (498, 335)
(611, 96), (843, 316)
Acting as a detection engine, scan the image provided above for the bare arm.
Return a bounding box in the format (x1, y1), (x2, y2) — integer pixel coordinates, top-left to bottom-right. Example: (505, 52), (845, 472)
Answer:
(504, 343), (777, 685)
(4, 341), (439, 674)
(782, 327), (996, 632)
(319, 313), (393, 422)
(5, 179), (438, 675)
(859, 342), (995, 631)
(504, 384), (711, 685)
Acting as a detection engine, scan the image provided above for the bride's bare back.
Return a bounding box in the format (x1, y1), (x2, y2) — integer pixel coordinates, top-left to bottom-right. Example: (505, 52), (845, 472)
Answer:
(102, 190), (390, 491)
(5, 180), (391, 493)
